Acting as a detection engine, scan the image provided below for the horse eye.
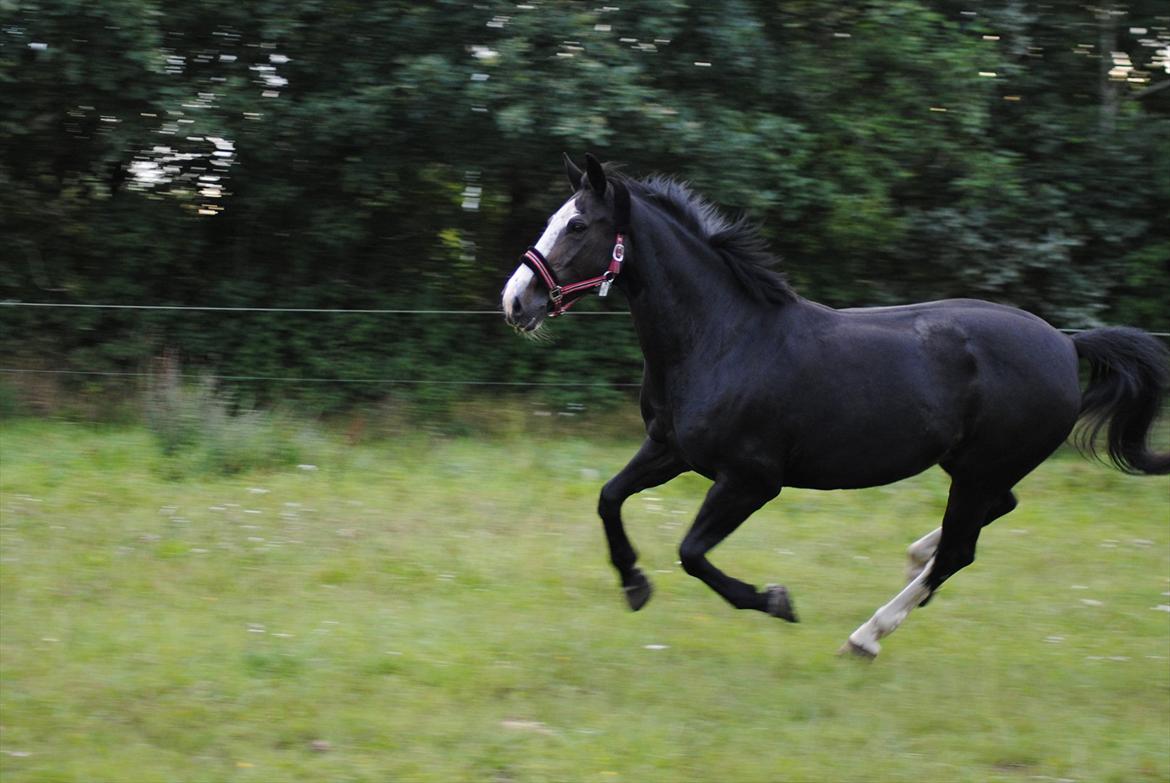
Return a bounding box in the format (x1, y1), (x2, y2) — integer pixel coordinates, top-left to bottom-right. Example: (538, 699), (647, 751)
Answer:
(568, 219), (587, 233)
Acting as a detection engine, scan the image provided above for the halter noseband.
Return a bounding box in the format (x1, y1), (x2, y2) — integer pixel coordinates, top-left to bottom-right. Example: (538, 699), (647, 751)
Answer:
(520, 180), (630, 318)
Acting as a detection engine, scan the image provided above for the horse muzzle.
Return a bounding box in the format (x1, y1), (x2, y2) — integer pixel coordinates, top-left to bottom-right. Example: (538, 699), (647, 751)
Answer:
(502, 288), (549, 333)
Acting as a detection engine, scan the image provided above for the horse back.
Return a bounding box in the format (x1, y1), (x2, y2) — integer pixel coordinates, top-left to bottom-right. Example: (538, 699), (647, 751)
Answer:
(723, 299), (1080, 489)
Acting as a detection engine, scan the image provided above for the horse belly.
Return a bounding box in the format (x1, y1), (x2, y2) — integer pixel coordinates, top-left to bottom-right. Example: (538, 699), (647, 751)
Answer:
(672, 373), (963, 490)
(778, 341), (973, 490)
(782, 405), (958, 490)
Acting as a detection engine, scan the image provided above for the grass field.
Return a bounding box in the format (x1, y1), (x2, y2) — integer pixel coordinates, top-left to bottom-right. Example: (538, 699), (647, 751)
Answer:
(1, 416), (1168, 782)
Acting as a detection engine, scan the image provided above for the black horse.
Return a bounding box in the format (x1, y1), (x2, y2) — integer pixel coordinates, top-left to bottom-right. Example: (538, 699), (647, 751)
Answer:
(502, 153), (1169, 657)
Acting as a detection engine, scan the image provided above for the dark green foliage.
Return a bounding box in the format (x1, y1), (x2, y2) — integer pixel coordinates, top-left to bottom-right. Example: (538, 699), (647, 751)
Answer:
(2, 2), (1167, 413)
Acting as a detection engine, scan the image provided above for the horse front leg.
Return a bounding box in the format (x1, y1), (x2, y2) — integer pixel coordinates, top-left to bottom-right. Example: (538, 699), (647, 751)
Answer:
(677, 477), (796, 621)
(598, 437), (687, 611)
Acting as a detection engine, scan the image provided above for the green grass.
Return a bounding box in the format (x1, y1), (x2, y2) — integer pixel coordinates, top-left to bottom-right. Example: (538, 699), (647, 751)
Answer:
(1, 418), (1168, 782)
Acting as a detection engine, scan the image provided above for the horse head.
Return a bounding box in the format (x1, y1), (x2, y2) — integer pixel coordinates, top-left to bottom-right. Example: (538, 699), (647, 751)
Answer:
(502, 153), (628, 332)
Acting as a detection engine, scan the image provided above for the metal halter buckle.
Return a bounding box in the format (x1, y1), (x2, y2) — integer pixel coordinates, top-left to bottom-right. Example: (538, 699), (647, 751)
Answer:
(598, 272), (614, 298)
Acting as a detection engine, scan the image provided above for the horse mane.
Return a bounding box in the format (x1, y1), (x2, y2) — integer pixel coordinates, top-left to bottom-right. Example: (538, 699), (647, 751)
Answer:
(608, 167), (798, 305)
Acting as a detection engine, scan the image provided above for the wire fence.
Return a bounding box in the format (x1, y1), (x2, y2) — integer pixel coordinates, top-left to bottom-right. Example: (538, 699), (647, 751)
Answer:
(2, 299), (1167, 388)
(0, 302), (617, 316)
(0, 367), (641, 388)
(2, 300), (1167, 335)
(0, 300), (639, 388)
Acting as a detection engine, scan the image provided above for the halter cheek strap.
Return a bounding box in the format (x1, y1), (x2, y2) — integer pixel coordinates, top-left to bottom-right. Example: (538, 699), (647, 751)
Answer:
(519, 180), (630, 318)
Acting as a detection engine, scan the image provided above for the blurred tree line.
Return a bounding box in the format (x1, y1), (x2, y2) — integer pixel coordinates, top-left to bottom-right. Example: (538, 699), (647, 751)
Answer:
(2, 1), (1168, 412)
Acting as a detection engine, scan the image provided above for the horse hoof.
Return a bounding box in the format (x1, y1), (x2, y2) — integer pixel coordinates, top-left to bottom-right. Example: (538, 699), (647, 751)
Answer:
(765, 584), (798, 623)
(837, 639), (878, 660)
(623, 569), (653, 612)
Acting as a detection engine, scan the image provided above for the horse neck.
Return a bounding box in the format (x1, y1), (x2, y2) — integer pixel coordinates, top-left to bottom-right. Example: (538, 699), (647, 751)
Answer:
(621, 201), (765, 368)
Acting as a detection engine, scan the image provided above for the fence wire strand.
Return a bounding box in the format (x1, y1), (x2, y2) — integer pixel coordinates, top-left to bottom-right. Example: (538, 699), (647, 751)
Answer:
(0, 368), (641, 388)
(2, 300), (1167, 336)
(1, 300), (1166, 387)
(0, 302), (615, 316)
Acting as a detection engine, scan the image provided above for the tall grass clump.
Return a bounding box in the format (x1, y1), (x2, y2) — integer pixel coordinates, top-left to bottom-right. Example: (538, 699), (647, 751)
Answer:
(144, 353), (323, 477)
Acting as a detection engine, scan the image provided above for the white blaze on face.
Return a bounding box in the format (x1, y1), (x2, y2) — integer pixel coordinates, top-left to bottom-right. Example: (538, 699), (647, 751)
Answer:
(502, 196), (580, 319)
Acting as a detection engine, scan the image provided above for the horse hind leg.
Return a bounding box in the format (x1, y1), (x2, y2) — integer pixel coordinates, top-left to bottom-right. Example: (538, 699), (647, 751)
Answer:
(922, 488), (1017, 596)
(906, 527), (941, 582)
(844, 481), (1007, 658)
(904, 491), (1016, 585)
(841, 556), (937, 659)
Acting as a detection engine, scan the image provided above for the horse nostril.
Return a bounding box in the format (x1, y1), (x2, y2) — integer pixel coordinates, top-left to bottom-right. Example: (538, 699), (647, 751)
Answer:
(509, 297), (523, 318)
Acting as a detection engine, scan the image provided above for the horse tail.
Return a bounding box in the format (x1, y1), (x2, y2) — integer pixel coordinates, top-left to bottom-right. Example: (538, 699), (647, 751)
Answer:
(1072, 326), (1170, 475)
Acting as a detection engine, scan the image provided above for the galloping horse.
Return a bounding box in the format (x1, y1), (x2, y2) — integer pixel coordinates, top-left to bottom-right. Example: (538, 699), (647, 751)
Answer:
(502, 153), (1169, 657)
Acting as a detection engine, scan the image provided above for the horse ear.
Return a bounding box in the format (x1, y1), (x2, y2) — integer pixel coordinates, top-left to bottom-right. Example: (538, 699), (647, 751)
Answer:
(562, 153), (583, 191)
(584, 152), (607, 194)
